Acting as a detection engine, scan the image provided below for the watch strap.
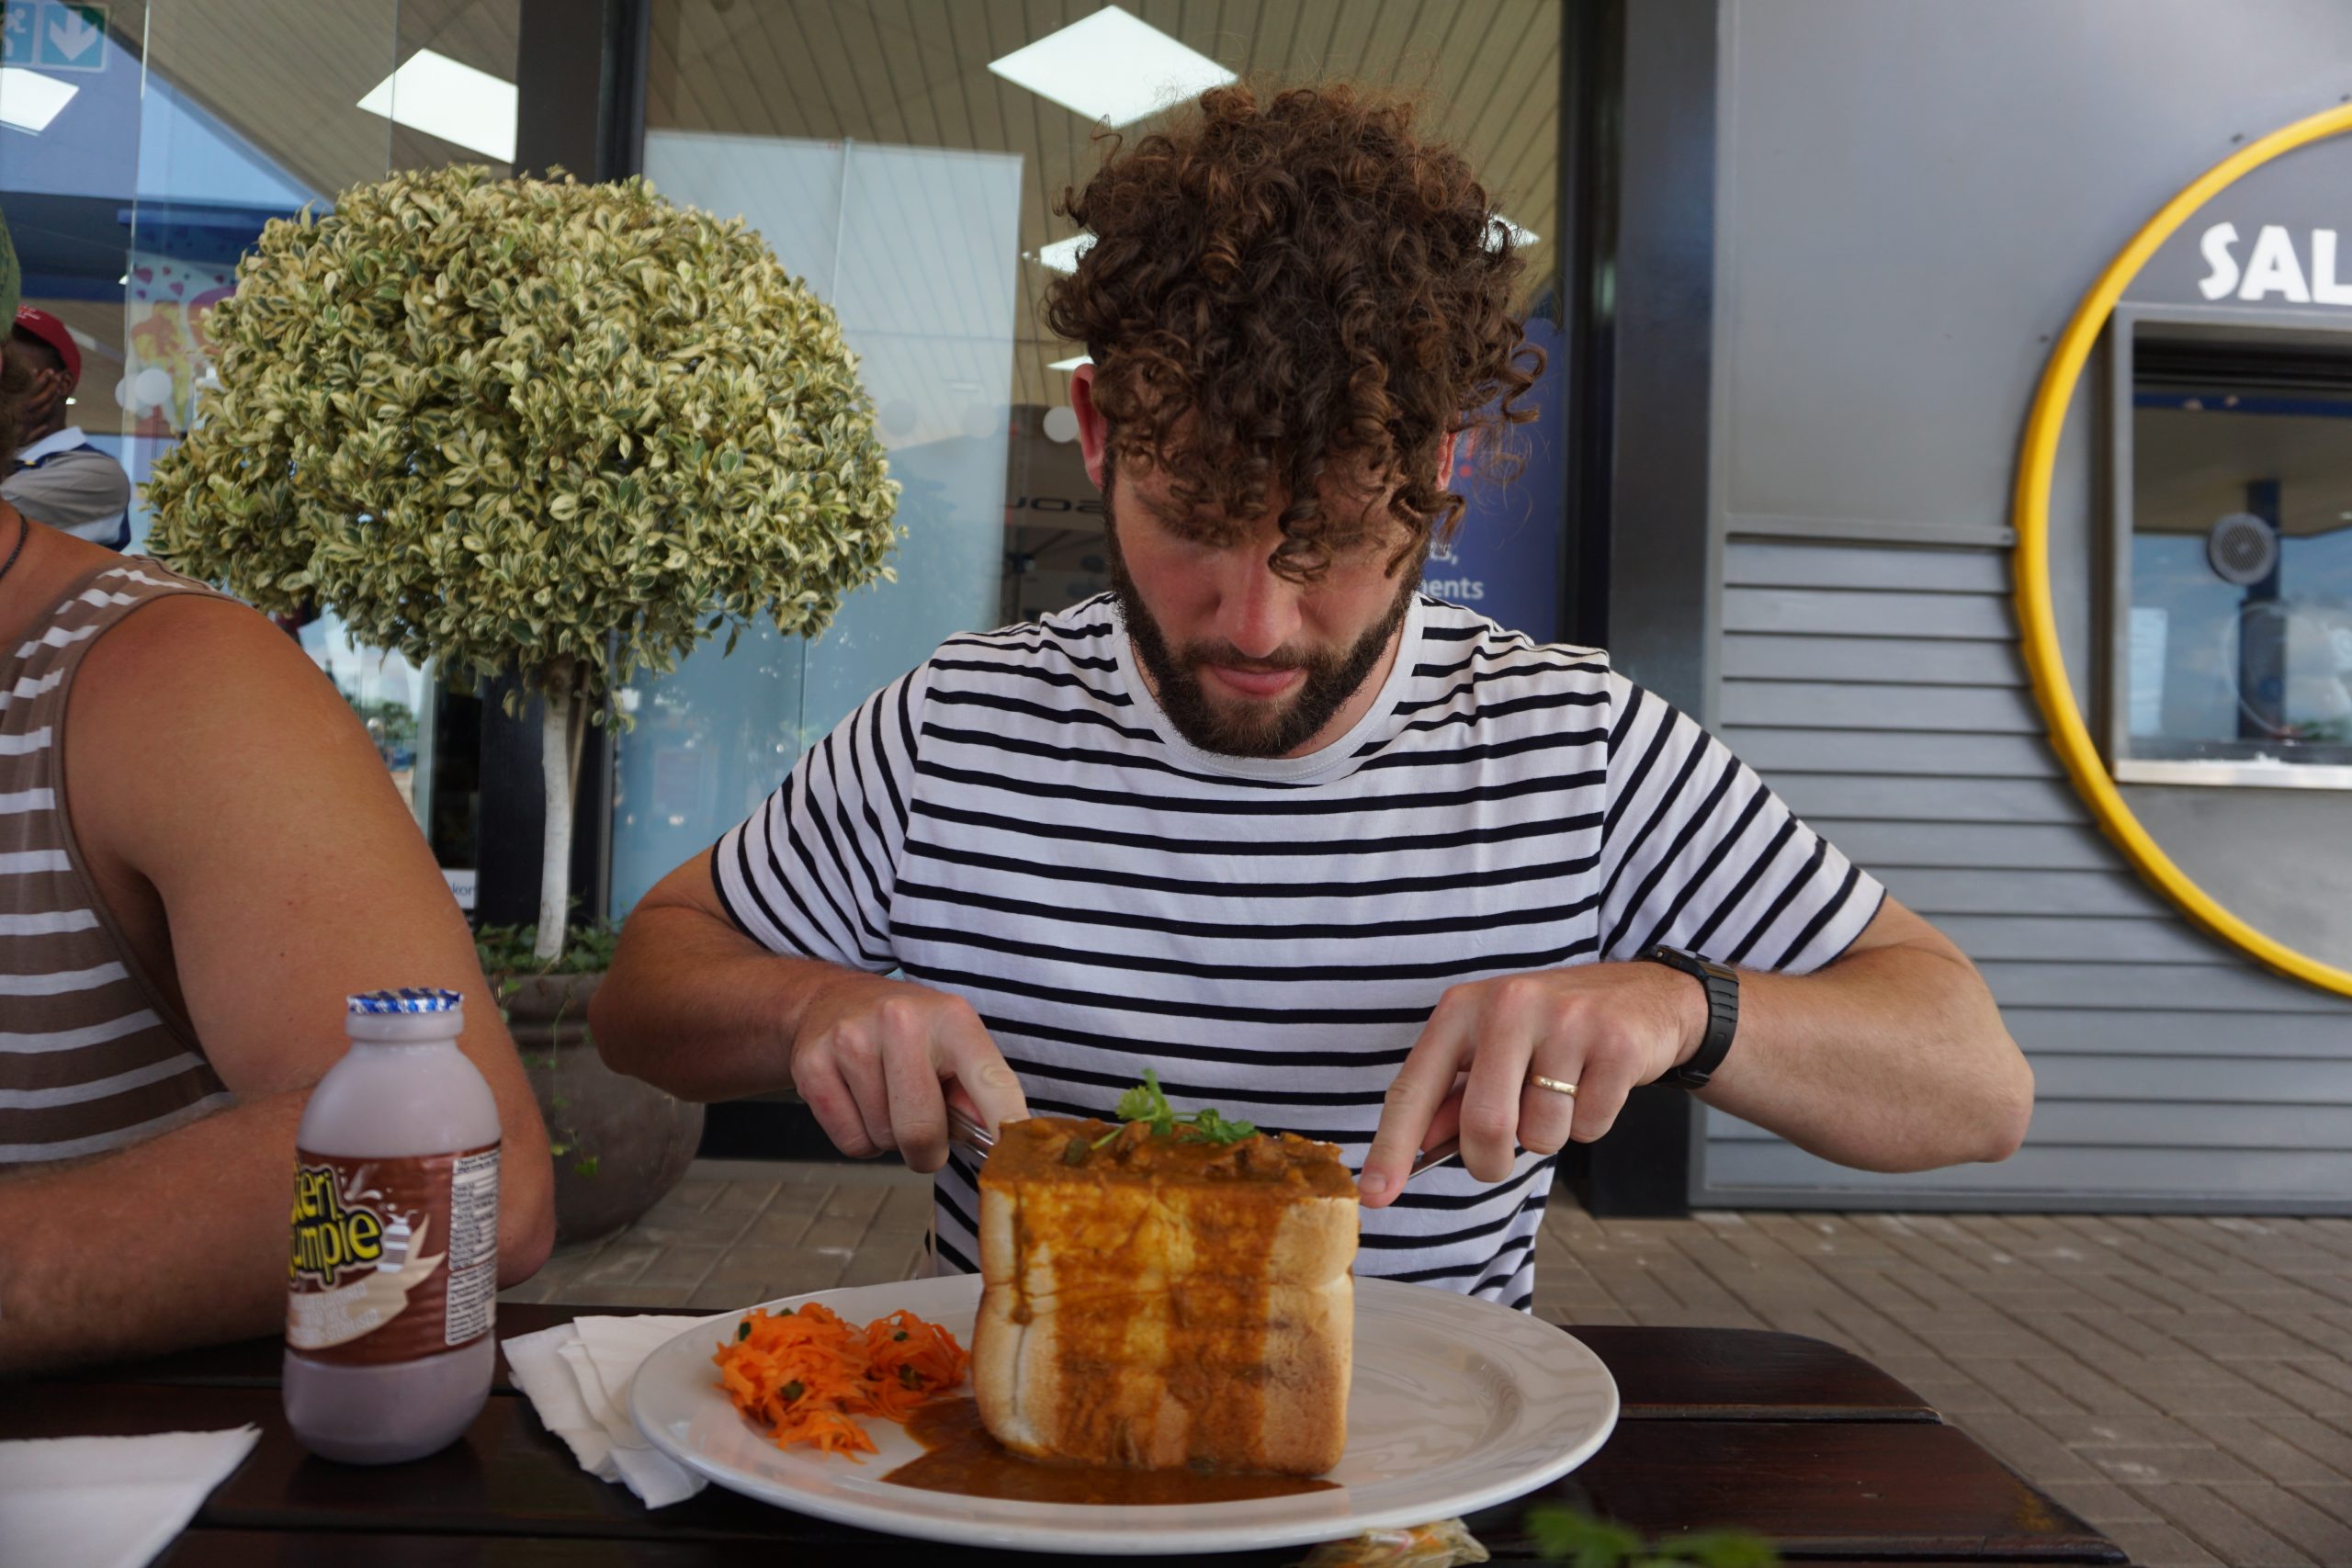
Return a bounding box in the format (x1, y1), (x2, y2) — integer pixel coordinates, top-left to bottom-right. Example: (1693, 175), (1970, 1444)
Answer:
(1637, 945), (1740, 1089)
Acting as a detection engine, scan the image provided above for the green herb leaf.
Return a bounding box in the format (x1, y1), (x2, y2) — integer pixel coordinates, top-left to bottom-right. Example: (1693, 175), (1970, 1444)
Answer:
(1524, 1503), (1778, 1567)
(1112, 1068), (1173, 1131)
(1109, 1069), (1257, 1144)
(736, 1320), (752, 1340)
(1185, 1109), (1259, 1145)
(780, 1380), (804, 1403)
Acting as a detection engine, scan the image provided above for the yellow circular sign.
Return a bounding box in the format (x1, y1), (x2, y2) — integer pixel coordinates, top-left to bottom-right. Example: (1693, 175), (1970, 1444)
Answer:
(2013, 101), (2352, 998)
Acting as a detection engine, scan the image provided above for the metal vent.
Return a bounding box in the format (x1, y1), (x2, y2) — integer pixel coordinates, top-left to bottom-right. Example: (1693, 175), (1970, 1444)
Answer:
(2207, 512), (2279, 587)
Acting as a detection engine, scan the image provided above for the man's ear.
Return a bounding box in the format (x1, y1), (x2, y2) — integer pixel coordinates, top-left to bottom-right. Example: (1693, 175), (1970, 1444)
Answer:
(1435, 428), (1460, 487)
(1071, 363), (1110, 491)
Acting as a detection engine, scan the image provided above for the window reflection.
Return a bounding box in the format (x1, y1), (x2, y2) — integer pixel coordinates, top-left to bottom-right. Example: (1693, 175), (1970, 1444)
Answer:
(2129, 333), (2352, 773)
(0, 0), (521, 895)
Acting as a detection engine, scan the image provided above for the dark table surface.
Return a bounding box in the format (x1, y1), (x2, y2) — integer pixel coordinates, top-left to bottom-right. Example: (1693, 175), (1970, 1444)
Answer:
(10, 1304), (2129, 1566)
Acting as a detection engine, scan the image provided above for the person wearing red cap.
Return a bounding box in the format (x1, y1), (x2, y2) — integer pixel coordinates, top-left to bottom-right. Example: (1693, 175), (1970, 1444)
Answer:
(6, 307), (131, 550)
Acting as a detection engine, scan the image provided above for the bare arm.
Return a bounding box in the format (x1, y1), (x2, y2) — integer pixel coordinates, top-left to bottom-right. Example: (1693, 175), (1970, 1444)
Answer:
(592, 852), (1026, 1169)
(1362, 897), (2032, 1203)
(1697, 897), (2030, 1169)
(590, 852), (844, 1101)
(0, 597), (555, 1372)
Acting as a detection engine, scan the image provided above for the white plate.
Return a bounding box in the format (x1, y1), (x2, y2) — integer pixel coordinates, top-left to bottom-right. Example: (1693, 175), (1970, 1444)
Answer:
(630, 1273), (1618, 1557)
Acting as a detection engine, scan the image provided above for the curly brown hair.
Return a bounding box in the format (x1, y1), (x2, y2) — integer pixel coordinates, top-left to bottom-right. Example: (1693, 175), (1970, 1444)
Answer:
(1046, 82), (1542, 579)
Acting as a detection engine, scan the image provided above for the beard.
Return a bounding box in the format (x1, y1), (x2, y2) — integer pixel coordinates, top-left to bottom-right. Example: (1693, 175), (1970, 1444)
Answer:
(1101, 480), (1421, 760)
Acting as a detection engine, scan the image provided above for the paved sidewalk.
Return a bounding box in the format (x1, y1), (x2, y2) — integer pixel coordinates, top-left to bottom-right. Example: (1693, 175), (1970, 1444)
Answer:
(505, 1161), (2352, 1567)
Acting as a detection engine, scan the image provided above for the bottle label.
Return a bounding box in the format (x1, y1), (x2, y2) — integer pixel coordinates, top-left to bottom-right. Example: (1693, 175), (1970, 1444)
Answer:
(286, 1144), (501, 1363)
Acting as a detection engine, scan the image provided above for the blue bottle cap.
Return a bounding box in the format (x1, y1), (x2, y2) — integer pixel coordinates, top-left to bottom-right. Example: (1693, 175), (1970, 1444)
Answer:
(347, 987), (465, 1015)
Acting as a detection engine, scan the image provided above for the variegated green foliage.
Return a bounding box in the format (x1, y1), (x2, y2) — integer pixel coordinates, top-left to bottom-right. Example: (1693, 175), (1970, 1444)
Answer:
(144, 164), (902, 709)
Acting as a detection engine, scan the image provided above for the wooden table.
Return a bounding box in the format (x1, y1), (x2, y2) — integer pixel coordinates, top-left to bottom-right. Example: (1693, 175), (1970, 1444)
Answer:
(9, 1305), (2128, 1566)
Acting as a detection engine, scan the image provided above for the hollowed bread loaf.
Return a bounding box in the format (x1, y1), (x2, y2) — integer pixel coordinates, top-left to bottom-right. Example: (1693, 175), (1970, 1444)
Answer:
(972, 1116), (1358, 1475)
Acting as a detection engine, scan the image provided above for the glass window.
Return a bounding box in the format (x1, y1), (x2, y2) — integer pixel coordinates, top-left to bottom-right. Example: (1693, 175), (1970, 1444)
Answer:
(616, 0), (1567, 911)
(2, 0), (521, 897)
(2126, 329), (2352, 778)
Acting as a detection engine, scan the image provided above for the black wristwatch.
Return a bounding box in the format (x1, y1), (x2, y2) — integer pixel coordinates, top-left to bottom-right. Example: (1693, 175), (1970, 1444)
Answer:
(1636, 945), (1740, 1089)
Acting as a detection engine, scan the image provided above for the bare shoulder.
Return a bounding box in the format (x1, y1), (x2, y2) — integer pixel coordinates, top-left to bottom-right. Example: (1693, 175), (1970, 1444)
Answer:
(72, 590), (363, 751)
(74, 587), (322, 705)
(64, 590), (406, 873)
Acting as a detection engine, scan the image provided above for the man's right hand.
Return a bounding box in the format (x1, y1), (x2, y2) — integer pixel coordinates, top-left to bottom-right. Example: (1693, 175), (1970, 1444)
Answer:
(789, 971), (1027, 1174)
(20, 368), (70, 437)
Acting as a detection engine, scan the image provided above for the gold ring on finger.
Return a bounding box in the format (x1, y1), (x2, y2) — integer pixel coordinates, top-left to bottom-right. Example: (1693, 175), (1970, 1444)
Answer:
(1531, 1074), (1579, 1098)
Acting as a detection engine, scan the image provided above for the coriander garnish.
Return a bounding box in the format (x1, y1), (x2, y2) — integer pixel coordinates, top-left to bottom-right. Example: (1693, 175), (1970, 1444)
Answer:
(1103, 1068), (1259, 1145)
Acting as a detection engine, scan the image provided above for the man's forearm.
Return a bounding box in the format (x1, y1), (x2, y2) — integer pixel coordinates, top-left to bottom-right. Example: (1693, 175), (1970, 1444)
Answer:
(0, 1093), (307, 1373)
(1699, 938), (2033, 1171)
(590, 901), (856, 1101)
(0, 1089), (551, 1374)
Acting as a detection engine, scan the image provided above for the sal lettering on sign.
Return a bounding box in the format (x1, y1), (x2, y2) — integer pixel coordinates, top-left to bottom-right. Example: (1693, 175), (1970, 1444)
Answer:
(2198, 222), (2352, 306)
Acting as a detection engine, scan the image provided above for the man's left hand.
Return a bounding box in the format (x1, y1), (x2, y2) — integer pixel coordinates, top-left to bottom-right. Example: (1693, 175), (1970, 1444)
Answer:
(1357, 962), (1710, 1207)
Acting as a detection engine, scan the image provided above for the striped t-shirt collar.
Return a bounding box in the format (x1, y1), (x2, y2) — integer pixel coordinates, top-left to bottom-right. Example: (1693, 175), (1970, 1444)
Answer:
(1106, 591), (1429, 784)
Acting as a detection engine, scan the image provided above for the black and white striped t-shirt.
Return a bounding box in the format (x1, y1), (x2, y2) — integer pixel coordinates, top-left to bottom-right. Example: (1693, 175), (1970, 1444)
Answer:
(713, 593), (1883, 1311)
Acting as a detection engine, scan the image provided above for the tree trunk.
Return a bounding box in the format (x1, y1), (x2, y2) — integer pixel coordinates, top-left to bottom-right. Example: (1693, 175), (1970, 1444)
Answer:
(535, 665), (577, 964)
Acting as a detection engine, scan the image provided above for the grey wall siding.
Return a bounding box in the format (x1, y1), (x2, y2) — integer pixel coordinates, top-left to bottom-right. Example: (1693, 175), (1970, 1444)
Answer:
(1697, 0), (2352, 1210)
(1702, 536), (2352, 1212)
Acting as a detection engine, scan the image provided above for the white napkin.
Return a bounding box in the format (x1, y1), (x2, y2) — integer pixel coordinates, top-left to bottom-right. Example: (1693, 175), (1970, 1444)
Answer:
(505, 1314), (724, 1508)
(0, 1426), (260, 1568)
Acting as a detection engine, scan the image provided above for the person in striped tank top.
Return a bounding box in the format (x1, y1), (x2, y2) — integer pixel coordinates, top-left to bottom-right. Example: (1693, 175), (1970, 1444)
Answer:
(0, 209), (554, 1371)
(591, 85), (2035, 1313)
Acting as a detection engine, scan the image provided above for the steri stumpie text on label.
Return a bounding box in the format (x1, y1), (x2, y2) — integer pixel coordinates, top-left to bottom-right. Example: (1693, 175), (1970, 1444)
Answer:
(285, 1145), (501, 1363)
(2198, 222), (2352, 304)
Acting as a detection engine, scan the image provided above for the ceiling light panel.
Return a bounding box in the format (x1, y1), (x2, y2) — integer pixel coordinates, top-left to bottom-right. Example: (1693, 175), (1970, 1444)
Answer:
(1032, 235), (1096, 275)
(1489, 216), (1538, 251)
(356, 49), (518, 163)
(0, 68), (79, 135)
(989, 7), (1235, 128)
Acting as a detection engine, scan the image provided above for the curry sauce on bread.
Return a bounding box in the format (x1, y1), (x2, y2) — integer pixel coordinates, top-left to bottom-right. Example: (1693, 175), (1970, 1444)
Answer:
(972, 1115), (1358, 1475)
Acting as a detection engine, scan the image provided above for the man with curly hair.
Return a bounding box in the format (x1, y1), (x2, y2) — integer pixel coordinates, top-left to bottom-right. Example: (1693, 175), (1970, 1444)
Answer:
(597, 85), (2032, 1310)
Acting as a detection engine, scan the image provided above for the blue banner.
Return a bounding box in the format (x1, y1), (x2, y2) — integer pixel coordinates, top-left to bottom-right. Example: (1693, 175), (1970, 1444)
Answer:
(1420, 314), (1566, 645)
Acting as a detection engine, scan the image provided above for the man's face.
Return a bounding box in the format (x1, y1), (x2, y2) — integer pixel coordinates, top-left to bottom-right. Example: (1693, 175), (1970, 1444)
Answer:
(1102, 458), (1424, 759)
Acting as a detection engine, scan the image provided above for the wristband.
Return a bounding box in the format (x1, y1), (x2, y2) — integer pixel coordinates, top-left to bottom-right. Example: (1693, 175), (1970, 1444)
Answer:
(1636, 945), (1739, 1089)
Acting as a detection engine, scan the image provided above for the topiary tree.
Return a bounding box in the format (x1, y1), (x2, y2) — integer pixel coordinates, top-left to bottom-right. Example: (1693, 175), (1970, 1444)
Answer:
(147, 164), (901, 963)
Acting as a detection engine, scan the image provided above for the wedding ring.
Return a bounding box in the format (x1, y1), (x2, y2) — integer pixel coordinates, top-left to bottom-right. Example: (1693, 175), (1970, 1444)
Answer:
(1531, 1074), (1579, 1098)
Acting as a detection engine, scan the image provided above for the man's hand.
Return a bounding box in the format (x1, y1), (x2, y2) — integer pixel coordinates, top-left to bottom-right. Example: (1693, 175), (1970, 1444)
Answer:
(790, 971), (1028, 1174)
(20, 367), (71, 436)
(1358, 962), (1707, 1207)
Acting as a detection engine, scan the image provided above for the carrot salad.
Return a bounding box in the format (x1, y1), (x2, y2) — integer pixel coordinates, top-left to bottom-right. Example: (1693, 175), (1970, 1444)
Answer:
(713, 1301), (970, 1457)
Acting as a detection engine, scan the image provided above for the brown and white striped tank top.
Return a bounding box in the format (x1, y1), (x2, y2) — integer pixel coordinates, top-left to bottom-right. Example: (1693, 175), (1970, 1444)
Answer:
(2, 559), (233, 1166)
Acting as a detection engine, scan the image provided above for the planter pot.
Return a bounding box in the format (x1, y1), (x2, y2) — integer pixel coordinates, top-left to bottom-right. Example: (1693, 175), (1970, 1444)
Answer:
(502, 970), (704, 1247)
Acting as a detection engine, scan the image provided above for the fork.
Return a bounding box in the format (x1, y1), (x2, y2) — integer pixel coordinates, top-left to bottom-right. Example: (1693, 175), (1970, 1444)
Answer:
(943, 1103), (1465, 1180)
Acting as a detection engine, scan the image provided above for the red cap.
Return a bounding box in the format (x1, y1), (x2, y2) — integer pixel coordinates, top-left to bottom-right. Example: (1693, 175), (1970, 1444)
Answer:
(11, 307), (80, 391)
